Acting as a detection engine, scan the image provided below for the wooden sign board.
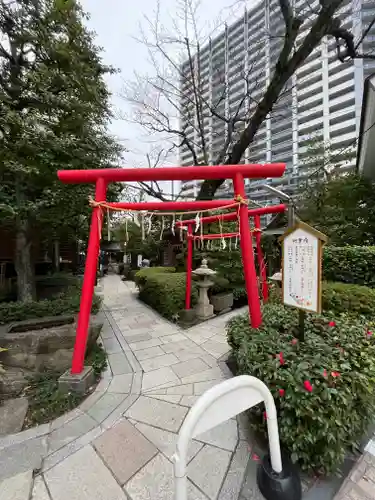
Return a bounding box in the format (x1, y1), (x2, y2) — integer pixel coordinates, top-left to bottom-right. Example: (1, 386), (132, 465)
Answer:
(279, 222), (327, 314)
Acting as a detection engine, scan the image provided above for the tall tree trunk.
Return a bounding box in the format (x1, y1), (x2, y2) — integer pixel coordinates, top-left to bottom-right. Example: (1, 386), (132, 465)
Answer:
(15, 219), (36, 302)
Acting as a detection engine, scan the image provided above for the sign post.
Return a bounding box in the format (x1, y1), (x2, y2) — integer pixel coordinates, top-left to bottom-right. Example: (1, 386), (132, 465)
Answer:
(279, 222), (327, 340)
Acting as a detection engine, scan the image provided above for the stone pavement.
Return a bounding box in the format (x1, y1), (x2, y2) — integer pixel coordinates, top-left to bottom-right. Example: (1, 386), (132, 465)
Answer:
(334, 447), (375, 500)
(1, 274), (374, 500)
(0, 275), (254, 500)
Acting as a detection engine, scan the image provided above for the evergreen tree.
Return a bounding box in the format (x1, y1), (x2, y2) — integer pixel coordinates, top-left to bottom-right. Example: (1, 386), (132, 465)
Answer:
(0, 0), (122, 301)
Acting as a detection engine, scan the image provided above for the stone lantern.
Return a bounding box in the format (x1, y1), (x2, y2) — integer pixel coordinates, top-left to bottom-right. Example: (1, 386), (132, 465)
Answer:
(192, 259), (216, 320)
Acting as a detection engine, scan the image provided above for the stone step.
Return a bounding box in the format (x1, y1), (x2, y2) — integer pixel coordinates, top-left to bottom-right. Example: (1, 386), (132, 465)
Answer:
(0, 470), (33, 500)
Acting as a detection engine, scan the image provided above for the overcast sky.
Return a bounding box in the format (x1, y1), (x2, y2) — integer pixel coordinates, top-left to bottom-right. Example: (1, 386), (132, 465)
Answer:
(81, 1), (257, 150)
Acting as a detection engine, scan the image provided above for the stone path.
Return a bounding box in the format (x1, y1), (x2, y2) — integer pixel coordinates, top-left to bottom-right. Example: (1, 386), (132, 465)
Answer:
(334, 447), (375, 500)
(0, 275), (253, 500)
(1, 274), (374, 500)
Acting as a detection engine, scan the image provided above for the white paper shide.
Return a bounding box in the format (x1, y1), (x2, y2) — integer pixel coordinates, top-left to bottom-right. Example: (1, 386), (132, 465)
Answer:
(282, 227), (320, 313)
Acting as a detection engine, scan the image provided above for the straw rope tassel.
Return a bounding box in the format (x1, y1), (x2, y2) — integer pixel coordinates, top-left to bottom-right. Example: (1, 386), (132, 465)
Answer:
(107, 207), (111, 242)
(160, 216), (165, 240)
(141, 213), (145, 241)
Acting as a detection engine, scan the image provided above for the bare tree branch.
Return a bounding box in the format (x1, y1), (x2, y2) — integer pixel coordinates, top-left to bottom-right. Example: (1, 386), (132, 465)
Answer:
(198, 0), (346, 198)
(122, 0), (351, 201)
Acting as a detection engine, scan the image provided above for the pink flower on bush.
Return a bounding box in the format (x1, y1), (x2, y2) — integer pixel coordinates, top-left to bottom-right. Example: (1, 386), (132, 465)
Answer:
(322, 369), (328, 378)
(279, 389), (285, 397)
(304, 380), (313, 392)
(331, 371), (340, 378)
(367, 330), (373, 337)
(277, 352), (285, 366)
(291, 338), (298, 345)
(328, 321), (336, 327)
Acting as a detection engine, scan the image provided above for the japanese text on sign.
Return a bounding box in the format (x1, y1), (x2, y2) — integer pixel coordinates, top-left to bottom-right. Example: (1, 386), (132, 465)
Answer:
(282, 227), (320, 313)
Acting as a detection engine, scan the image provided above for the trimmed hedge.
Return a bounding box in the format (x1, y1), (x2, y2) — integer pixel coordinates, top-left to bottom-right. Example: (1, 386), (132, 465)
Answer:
(322, 282), (375, 316)
(134, 267), (175, 287)
(269, 281), (375, 317)
(139, 272), (197, 320)
(323, 246), (375, 287)
(0, 286), (102, 325)
(227, 303), (375, 473)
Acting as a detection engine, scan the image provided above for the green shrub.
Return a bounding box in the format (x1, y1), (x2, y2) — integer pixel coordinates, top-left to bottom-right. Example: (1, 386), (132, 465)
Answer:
(0, 286), (101, 325)
(269, 281), (375, 317)
(134, 267), (175, 287)
(232, 286), (247, 301)
(208, 276), (231, 296)
(322, 282), (375, 316)
(139, 272), (197, 320)
(128, 269), (138, 281)
(323, 246), (375, 287)
(227, 303), (375, 474)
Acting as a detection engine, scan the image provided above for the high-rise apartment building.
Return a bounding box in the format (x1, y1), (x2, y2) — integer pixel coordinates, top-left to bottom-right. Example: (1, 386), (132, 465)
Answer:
(179, 0), (375, 206)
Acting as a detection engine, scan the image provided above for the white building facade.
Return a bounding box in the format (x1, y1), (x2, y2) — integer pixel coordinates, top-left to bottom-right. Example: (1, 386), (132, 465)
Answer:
(179, 0), (375, 204)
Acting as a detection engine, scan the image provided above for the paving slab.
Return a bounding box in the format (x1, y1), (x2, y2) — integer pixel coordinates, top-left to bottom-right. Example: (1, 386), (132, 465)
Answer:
(171, 358), (210, 379)
(123, 333), (152, 343)
(129, 338), (162, 351)
(173, 346), (207, 361)
(134, 346), (165, 361)
(48, 413), (97, 454)
(107, 373), (133, 394)
(0, 422), (50, 451)
(147, 394), (182, 404)
(102, 336), (122, 354)
(141, 367), (180, 391)
(180, 395), (200, 407)
(100, 324), (115, 339)
(0, 436), (47, 481)
(125, 396), (188, 432)
(31, 475), (51, 500)
(45, 445), (127, 500)
(160, 333), (187, 344)
(140, 353), (179, 372)
(0, 470), (33, 500)
(199, 353), (219, 368)
(188, 444), (232, 499)
(200, 339), (230, 358)
(165, 384), (194, 395)
(94, 419), (157, 485)
(0, 397), (29, 436)
(181, 366), (225, 384)
(87, 393), (125, 423)
(135, 422), (203, 462)
(196, 418), (238, 451)
(125, 452), (207, 500)
(239, 455), (266, 500)
(218, 440), (249, 500)
(194, 379), (222, 395)
(100, 394), (139, 430)
(184, 329), (216, 344)
(161, 339), (197, 354)
(43, 426), (104, 472)
(78, 392), (105, 413)
(131, 372), (143, 394)
(107, 352), (133, 375)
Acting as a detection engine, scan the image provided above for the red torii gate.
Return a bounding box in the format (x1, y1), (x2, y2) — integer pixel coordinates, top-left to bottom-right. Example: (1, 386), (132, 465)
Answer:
(58, 163), (285, 374)
(175, 203), (287, 308)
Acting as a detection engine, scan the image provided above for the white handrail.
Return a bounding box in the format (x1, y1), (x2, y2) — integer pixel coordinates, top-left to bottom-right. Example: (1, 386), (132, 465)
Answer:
(173, 375), (283, 500)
